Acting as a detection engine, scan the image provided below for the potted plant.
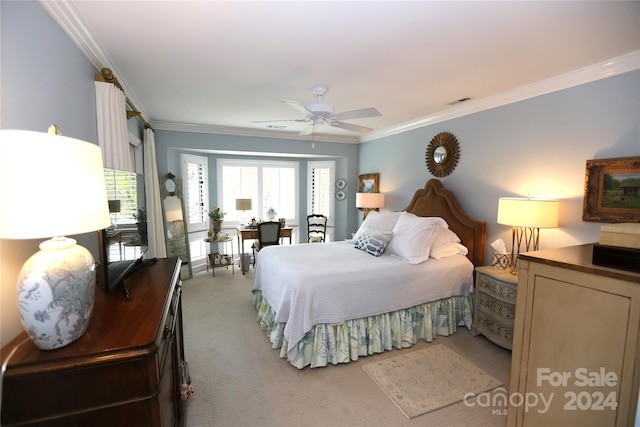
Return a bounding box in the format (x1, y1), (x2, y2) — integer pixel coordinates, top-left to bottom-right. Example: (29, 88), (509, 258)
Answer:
(134, 207), (147, 243)
(208, 206), (225, 234)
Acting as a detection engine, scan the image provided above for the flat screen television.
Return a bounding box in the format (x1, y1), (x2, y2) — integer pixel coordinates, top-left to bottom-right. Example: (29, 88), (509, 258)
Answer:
(97, 229), (150, 299)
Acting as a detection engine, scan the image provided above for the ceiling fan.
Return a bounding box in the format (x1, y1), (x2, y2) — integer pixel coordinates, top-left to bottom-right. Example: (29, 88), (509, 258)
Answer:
(254, 85), (382, 135)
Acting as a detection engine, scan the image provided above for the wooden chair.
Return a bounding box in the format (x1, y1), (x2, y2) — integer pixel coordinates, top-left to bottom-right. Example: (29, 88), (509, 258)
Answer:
(253, 221), (281, 266)
(307, 214), (327, 243)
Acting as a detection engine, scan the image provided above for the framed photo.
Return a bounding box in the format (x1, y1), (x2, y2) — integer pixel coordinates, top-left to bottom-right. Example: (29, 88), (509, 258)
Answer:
(583, 156), (640, 222)
(359, 173), (379, 193)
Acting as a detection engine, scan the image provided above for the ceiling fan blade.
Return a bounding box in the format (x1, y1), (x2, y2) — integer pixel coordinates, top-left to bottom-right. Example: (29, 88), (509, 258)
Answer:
(332, 107), (381, 121)
(330, 121), (373, 134)
(282, 99), (312, 116)
(299, 124), (315, 136)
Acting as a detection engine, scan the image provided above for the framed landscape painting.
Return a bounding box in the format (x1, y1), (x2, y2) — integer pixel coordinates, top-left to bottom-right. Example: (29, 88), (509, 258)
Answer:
(582, 156), (640, 222)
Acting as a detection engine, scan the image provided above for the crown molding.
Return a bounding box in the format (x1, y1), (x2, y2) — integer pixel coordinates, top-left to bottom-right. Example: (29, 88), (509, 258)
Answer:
(152, 121), (360, 144)
(42, 0), (638, 145)
(39, 0), (151, 122)
(361, 50), (640, 142)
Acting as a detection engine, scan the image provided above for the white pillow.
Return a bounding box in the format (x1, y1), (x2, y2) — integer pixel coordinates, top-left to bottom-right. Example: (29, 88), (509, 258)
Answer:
(432, 226), (461, 248)
(430, 242), (468, 259)
(353, 211), (401, 241)
(385, 212), (448, 264)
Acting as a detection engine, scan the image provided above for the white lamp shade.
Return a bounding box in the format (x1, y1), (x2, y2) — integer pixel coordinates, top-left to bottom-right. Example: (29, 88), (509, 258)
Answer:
(236, 198), (252, 211)
(356, 192), (385, 209)
(0, 130), (111, 239)
(166, 209), (183, 222)
(497, 197), (560, 228)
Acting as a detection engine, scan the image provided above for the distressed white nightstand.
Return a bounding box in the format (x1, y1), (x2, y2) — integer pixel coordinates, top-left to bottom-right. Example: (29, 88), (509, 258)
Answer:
(471, 265), (517, 350)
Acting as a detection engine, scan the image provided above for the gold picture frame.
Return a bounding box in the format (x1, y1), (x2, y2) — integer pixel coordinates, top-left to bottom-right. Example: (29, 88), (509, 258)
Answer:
(582, 156), (640, 223)
(359, 173), (379, 193)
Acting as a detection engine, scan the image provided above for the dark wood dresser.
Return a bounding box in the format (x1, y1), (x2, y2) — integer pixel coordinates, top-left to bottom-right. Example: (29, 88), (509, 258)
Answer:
(1, 257), (188, 427)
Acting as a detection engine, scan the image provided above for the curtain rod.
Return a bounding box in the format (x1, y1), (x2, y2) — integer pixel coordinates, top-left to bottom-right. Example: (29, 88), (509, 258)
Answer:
(95, 68), (153, 131)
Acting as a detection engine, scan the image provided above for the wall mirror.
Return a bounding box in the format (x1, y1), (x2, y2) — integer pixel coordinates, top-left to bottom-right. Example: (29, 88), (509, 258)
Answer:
(425, 131), (460, 177)
(161, 173), (192, 278)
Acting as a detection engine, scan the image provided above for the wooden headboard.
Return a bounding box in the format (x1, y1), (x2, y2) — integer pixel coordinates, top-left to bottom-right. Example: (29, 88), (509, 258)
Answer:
(403, 179), (486, 267)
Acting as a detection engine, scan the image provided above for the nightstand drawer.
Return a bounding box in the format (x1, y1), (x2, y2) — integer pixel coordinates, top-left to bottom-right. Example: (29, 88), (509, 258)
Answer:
(477, 291), (516, 323)
(472, 266), (518, 350)
(475, 310), (514, 349)
(476, 273), (517, 303)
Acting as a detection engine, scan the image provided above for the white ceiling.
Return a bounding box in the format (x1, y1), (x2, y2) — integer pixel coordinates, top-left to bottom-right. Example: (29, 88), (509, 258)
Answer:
(44, 1), (640, 144)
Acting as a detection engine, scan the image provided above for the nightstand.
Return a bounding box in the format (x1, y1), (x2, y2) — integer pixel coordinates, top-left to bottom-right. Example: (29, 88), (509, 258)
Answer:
(471, 265), (517, 350)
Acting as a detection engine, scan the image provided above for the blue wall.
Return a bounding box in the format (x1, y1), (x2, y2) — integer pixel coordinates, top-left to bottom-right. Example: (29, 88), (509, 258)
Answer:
(359, 71), (640, 264)
(154, 130), (360, 240)
(1, 1), (101, 346)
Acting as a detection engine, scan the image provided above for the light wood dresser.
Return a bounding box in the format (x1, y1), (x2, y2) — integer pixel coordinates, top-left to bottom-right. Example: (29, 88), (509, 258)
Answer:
(507, 244), (640, 427)
(472, 265), (518, 350)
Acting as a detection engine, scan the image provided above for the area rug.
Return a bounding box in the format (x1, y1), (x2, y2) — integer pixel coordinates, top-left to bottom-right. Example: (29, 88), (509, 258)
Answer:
(362, 345), (502, 419)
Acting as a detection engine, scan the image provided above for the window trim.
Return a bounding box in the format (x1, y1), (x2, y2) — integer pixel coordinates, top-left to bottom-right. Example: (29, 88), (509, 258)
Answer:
(217, 158), (300, 226)
(307, 160), (336, 227)
(181, 153), (209, 232)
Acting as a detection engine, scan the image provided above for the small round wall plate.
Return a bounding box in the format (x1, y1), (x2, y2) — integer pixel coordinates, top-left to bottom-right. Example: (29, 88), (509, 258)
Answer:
(336, 190), (346, 200)
(336, 179), (346, 189)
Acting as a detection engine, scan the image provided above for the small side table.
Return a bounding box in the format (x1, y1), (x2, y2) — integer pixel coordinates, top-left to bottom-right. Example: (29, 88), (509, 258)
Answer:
(471, 265), (518, 350)
(204, 236), (234, 277)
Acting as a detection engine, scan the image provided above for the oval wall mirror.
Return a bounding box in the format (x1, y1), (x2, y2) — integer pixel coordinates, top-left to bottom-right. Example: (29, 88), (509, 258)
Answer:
(425, 132), (460, 177)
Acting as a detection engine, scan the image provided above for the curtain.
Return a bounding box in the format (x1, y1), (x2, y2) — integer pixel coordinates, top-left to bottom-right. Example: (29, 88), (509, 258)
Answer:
(143, 128), (167, 258)
(95, 81), (133, 172)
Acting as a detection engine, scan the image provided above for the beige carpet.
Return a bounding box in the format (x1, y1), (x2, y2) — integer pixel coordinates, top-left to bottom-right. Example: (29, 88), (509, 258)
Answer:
(182, 269), (512, 427)
(362, 344), (502, 419)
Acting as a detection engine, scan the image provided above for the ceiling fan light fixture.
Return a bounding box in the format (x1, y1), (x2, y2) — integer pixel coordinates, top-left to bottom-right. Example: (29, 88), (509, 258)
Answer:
(306, 103), (334, 115)
(260, 84), (381, 135)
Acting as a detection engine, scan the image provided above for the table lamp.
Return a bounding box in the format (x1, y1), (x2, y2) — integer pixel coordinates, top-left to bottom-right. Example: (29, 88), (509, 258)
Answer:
(356, 192), (385, 219)
(166, 209), (184, 238)
(0, 129), (111, 350)
(236, 198), (252, 226)
(497, 196), (560, 270)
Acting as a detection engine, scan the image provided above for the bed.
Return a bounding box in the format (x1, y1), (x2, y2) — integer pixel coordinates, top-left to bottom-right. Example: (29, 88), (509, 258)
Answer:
(252, 179), (486, 368)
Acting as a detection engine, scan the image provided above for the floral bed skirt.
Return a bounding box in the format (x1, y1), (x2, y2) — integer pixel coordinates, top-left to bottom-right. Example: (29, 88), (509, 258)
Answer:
(253, 290), (474, 369)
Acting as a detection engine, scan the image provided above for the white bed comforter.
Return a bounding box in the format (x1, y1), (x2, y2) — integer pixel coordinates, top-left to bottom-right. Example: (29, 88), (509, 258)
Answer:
(252, 241), (474, 355)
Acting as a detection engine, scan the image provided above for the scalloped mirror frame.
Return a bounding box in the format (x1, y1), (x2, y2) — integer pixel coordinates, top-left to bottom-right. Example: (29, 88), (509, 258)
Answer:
(425, 131), (460, 177)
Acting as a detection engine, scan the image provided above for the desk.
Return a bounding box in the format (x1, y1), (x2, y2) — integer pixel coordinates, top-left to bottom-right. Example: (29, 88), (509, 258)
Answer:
(237, 226), (292, 274)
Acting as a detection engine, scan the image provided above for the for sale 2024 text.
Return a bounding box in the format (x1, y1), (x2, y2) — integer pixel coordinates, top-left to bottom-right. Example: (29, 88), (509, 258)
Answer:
(537, 367), (618, 412)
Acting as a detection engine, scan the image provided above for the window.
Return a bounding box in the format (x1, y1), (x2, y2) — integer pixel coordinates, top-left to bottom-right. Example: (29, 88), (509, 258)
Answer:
(307, 161), (335, 226)
(181, 154), (209, 232)
(103, 168), (140, 225)
(217, 159), (299, 226)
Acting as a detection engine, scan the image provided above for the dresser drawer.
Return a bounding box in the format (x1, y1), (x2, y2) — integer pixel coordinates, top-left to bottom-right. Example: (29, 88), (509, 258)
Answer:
(158, 281), (181, 374)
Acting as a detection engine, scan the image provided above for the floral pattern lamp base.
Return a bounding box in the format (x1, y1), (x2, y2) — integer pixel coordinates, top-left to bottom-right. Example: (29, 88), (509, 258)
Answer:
(17, 237), (96, 350)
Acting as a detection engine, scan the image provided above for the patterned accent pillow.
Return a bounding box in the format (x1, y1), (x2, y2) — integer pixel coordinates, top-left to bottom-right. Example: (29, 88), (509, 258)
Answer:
(353, 228), (393, 256)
